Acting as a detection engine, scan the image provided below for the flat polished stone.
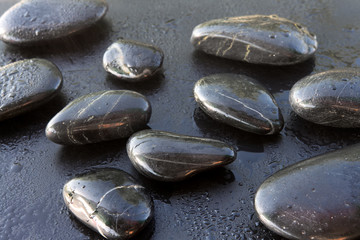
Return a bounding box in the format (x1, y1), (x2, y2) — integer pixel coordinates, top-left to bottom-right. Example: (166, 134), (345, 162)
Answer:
(127, 130), (236, 182)
(191, 14), (317, 65)
(255, 144), (360, 240)
(289, 69), (360, 128)
(63, 168), (153, 240)
(0, 0), (108, 45)
(194, 73), (283, 135)
(103, 39), (164, 82)
(0, 58), (62, 121)
(46, 90), (151, 145)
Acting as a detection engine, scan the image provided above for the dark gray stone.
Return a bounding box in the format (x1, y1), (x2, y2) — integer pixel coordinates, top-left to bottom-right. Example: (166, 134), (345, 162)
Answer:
(0, 0), (108, 45)
(194, 73), (283, 135)
(0, 58), (62, 121)
(127, 129), (236, 182)
(63, 168), (153, 240)
(255, 144), (360, 240)
(191, 14), (317, 65)
(46, 90), (151, 145)
(289, 69), (360, 128)
(103, 39), (164, 82)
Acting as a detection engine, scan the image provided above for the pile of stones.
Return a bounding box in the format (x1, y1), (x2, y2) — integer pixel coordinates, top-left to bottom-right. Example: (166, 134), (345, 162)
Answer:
(0, 0), (359, 239)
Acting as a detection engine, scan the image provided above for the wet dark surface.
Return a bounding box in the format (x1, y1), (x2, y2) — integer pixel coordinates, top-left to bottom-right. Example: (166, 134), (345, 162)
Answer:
(1, 0), (360, 239)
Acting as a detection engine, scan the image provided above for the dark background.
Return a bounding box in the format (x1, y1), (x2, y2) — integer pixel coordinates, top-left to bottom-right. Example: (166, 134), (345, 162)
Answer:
(1, 0), (360, 239)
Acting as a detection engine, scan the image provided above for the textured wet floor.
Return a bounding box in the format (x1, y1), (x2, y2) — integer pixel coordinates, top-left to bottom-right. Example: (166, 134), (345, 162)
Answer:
(1, 0), (360, 239)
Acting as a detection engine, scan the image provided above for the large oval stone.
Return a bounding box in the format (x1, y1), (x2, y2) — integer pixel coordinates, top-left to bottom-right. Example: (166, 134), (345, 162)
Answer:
(0, 58), (62, 121)
(103, 39), (164, 82)
(0, 0), (108, 45)
(46, 90), (151, 145)
(191, 15), (317, 65)
(289, 69), (360, 128)
(127, 130), (236, 182)
(255, 144), (360, 240)
(194, 73), (283, 135)
(63, 168), (154, 240)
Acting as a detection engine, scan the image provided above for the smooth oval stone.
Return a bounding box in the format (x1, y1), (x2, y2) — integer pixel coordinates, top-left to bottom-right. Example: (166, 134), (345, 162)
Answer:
(63, 168), (154, 239)
(127, 130), (236, 182)
(46, 90), (151, 145)
(194, 73), (284, 135)
(191, 14), (317, 65)
(103, 39), (164, 82)
(0, 58), (62, 121)
(0, 0), (108, 45)
(255, 144), (360, 240)
(289, 69), (360, 128)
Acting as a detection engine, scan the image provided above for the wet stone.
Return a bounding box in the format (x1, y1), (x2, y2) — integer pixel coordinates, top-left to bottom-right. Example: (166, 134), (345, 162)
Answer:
(127, 129), (236, 182)
(103, 39), (164, 82)
(194, 73), (283, 135)
(191, 14), (317, 65)
(63, 168), (154, 240)
(0, 0), (108, 45)
(289, 69), (360, 128)
(255, 144), (360, 240)
(46, 90), (151, 145)
(0, 58), (62, 121)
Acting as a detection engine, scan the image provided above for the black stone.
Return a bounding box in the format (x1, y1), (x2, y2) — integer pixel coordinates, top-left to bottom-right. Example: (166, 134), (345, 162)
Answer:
(255, 144), (360, 240)
(290, 69), (360, 128)
(46, 90), (151, 145)
(103, 39), (164, 82)
(63, 168), (154, 240)
(0, 58), (62, 121)
(194, 73), (283, 135)
(127, 129), (236, 182)
(0, 0), (108, 45)
(191, 14), (317, 65)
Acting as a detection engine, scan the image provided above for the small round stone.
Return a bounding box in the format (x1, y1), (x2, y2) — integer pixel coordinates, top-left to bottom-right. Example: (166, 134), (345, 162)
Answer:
(0, 58), (63, 121)
(63, 168), (154, 239)
(0, 0), (108, 45)
(289, 69), (360, 128)
(46, 90), (151, 145)
(103, 39), (164, 82)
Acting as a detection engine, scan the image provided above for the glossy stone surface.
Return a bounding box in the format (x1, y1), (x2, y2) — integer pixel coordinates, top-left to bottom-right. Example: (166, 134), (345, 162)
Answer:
(0, 0), (108, 45)
(46, 90), (151, 145)
(289, 69), (360, 128)
(194, 73), (283, 135)
(103, 39), (164, 82)
(0, 58), (62, 121)
(127, 130), (236, 182)
(255, 144), (360, 240)
(63, 168), (154, 240)
(191, 14), (317, 65)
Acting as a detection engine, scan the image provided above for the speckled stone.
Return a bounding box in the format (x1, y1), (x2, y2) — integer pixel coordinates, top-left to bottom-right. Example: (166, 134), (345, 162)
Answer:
(194, 73), (283, 135)
(63, 168), (153, 240)
(255, 144), (360, 240)
(289, 69), (360, 128)
(0, 0), (108, 45)
(103, 39), (164, 82)
(0, 58), (62, 121)
(191, 14), (317, 65)
(127, 130), (236, 182)
(46, 90), (151, 145)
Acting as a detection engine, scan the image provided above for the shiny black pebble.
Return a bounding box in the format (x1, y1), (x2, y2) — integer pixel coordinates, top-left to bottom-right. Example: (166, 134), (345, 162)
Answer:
(255, 144), (360, 240)
(127, 130), (236, 182)
(103, 39), (164, 82)
(46, 90), (151, 145)
(0, 0), (108, 45)
(0, 58), (62, 121)
(194, 73), (283, 135)
(63, 168), (154, 240)
(290, 69), (360, 128)
(191, 14), (317, 65)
